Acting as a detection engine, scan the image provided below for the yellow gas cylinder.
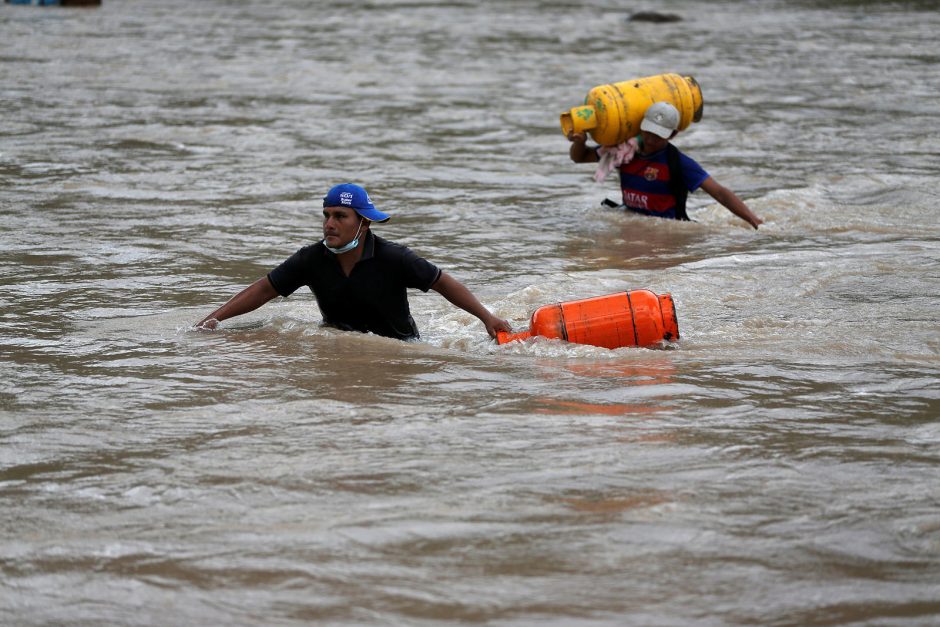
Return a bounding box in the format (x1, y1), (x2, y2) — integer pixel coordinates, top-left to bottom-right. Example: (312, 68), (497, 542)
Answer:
(560, 73), (704, 146)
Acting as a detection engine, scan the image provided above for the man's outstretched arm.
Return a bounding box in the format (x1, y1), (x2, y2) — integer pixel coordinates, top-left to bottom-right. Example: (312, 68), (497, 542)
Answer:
(431, 272), (511, 339)
(196, 277), (280, 329)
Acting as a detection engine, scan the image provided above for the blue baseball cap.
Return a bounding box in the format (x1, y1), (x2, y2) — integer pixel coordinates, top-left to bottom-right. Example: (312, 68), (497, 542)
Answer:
(322, 183), (390, 223)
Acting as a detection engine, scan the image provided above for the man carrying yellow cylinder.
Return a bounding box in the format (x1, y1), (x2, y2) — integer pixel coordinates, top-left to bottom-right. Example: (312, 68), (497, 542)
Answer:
(565, 75), (763, 229)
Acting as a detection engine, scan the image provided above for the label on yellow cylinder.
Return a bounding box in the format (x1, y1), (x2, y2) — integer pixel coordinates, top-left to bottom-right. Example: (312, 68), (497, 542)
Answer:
(563, 105), (599, 135)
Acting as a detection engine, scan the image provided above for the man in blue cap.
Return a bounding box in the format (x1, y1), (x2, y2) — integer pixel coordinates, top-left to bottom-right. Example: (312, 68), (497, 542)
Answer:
(196, 183), (510, 341)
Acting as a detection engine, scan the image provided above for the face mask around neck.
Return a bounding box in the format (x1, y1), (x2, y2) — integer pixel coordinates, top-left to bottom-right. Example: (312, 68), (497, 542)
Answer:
(324, 218), (365, 255)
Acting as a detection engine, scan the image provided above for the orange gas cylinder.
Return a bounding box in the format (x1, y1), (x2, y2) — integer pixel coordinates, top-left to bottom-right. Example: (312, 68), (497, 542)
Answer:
(496, 290), (679, 349)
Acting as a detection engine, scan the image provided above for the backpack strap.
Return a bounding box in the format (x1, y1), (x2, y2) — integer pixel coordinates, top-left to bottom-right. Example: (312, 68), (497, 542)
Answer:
(666, 144), (690, 221)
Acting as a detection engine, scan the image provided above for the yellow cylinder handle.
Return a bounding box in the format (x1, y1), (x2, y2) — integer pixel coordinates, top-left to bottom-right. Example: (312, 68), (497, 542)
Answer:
(560, 73), (704, 146)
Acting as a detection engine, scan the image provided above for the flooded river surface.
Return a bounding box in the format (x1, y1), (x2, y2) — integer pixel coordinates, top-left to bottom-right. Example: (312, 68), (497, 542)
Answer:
(2, 0), (939, 624)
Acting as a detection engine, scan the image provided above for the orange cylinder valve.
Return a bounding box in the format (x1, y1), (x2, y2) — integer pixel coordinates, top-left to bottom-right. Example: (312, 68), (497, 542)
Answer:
(496, 290), (679, 349)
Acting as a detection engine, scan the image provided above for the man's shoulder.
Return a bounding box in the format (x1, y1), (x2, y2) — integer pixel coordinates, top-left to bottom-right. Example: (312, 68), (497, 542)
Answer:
(268, 241), (328, 294)
(667, 143), (699, 162)
(370, 235), (439, 278)
(372, 235), (417, 259)
(671, 145), (706, 173)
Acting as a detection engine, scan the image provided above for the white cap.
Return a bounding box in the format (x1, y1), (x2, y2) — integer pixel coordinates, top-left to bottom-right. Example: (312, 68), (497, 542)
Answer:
(640, 102), (680, 138)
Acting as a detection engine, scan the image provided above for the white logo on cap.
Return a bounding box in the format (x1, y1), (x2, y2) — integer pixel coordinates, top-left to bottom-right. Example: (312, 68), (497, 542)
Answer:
(340, 191), (353, 206)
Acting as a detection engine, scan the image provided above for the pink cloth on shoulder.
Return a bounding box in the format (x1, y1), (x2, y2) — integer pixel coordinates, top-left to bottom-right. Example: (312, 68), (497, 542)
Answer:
(594, 137), (638, 183)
